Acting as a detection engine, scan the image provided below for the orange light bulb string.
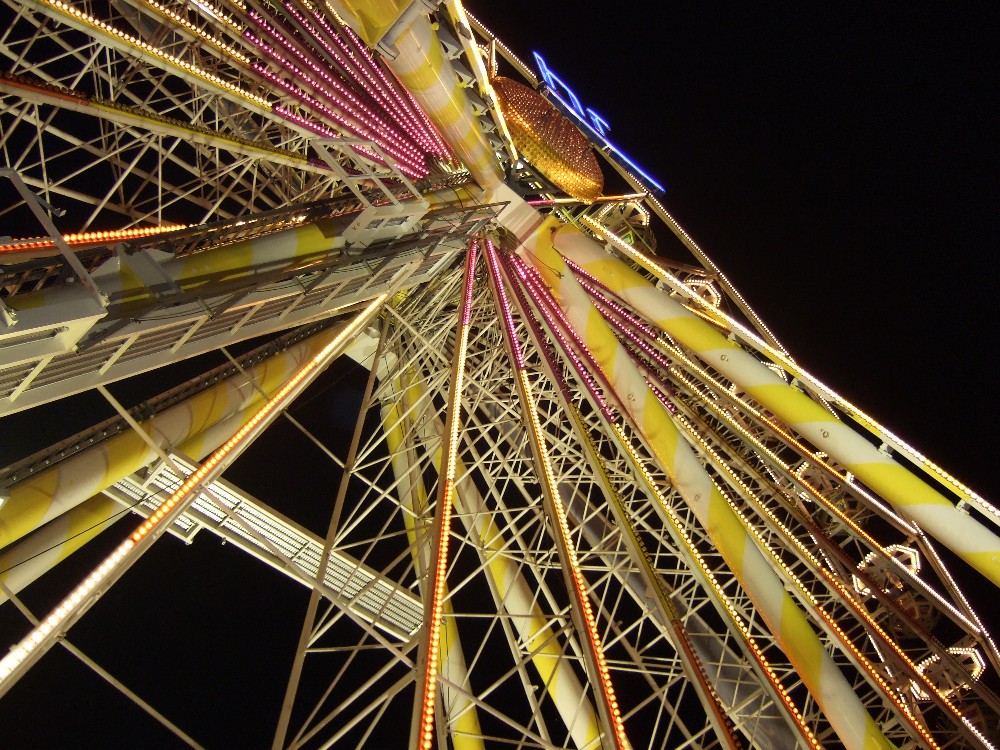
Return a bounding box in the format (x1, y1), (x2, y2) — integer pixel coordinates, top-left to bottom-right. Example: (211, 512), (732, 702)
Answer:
(0, 224), (187, 255)
(0, 296), (386, 694)
(485, 239), (631, 750)
(415, 240), (479, 749)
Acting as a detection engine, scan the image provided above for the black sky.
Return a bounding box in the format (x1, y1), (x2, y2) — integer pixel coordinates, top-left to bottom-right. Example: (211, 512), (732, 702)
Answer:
(485, 1), (999, 504)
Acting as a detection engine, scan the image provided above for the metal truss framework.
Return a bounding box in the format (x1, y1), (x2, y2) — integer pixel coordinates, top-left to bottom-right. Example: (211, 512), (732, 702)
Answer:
(0, 0), (997, 748)
(0, 0), (334, 225)
(0, 192), (495, 415)
(252, 243), (998, 749)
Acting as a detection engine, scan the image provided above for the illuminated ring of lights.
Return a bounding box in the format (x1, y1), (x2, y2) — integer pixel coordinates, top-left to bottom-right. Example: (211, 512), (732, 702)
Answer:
(491, 76), (603, 203)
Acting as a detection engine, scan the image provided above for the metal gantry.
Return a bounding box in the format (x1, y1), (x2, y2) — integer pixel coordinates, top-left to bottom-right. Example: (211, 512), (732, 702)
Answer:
(1, 0), (998, 748)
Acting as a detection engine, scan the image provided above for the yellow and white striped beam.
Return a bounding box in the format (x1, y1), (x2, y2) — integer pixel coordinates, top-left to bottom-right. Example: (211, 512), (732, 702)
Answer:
(381, 246), (603, 747)
(562, 403), (743, 750)
(411, 240), (478, 749)
(487, 238), (631, 750)
(509, 260), (809, 747)
(584, 216), (1000, 528)
(0, 359), (346, 605)
(0, 296), (387, 694)
(0, 396), (280, 605)
(0, 328), (344, 549)
(0, 495), (121, 605)
(604, 421), (824, 750)
(382, 373), (483, 750)
(382, 14), (503, 190)
(510, 210), (896, 750)
(6, 189), (469, 319)
(383, 373), (602, 749)
(554, 223), (1000, 589)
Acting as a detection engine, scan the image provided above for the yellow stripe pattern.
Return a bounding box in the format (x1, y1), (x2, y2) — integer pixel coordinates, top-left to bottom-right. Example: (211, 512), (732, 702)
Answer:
(382, 373), (600, 748)
(0, 330), (339, 549)
(552, 224), (1000, 589)
(0, 495), (121, 603)
(387, 15), (503, 190)
(382, 374), (484, 750)
(515, 216), (895, 750)
(336, 0), (409, 46)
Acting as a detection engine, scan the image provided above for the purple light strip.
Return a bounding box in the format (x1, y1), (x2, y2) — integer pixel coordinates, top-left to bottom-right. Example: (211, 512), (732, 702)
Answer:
(304, 7), (449, 160)
(584, 286), (675, 375)
(281, 2), (435, 156)
(395, 79), (453, 160)
(253, 59), (381, 157)
(244, 8), (429, 165)
(336, 17), (452, 159)
(245, 13), (427, 168)
(271, 105), (411, 175)
(563, 257), (659, 339)
(302, 4), (440, 157)
(483, 239), (524, 368)
(508, 256), (621, 422)
(503, 256), (617, 423)
(273, 105), (336, 137)
(644, 375), (679, 416)
(463, 239), (479, 326)
(250, 61), (426, 177)
(565, 269), (676, 376)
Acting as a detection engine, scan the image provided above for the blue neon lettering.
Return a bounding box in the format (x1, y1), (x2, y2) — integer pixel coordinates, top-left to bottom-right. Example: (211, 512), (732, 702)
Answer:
(532, 52), (586, 121)
(586, 108), (610, 136)
(532, 52), (664, 193)
(532, 51), (554, 89)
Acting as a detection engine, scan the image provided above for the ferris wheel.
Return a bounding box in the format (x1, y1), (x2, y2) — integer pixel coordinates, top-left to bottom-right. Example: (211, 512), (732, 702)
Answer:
(0, 0), (998, 748)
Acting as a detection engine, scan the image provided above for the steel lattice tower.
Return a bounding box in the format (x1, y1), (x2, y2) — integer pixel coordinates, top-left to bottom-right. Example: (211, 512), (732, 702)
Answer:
(0, 1), (998, 748)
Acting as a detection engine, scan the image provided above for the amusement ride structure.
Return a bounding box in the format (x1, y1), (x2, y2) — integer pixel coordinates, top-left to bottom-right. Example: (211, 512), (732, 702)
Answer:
(0, 0), (998, 747)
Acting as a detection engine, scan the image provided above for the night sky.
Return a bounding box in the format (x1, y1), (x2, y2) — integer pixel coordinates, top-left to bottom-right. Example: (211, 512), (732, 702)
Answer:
(2, 2), (999, 746)
(488, 1), (999, 505)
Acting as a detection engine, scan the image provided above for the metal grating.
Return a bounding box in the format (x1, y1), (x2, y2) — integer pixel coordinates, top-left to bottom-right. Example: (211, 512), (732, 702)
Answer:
(110, 456), (423, 639)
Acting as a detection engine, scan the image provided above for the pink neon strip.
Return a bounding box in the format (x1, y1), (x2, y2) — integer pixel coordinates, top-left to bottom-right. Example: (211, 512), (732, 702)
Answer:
(246, 36), (427, 175)
(288, 9), (429, 151)
(508, 257), (616, 421)
(337, 19), (452, 158)
(247, 10), (425, 164)
(485, 241), (631, 749)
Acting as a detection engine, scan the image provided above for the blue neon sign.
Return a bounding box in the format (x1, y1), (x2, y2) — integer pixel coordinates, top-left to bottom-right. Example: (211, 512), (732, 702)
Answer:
(532, 52), (664, 193)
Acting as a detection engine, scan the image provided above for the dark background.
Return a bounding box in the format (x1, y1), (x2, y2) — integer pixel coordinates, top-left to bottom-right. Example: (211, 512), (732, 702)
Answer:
(1, 1), (998, 746)
(490, 1), (999, 506)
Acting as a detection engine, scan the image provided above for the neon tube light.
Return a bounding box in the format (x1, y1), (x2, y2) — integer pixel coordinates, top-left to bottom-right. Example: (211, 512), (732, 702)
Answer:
(486, 240), (631, 749)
